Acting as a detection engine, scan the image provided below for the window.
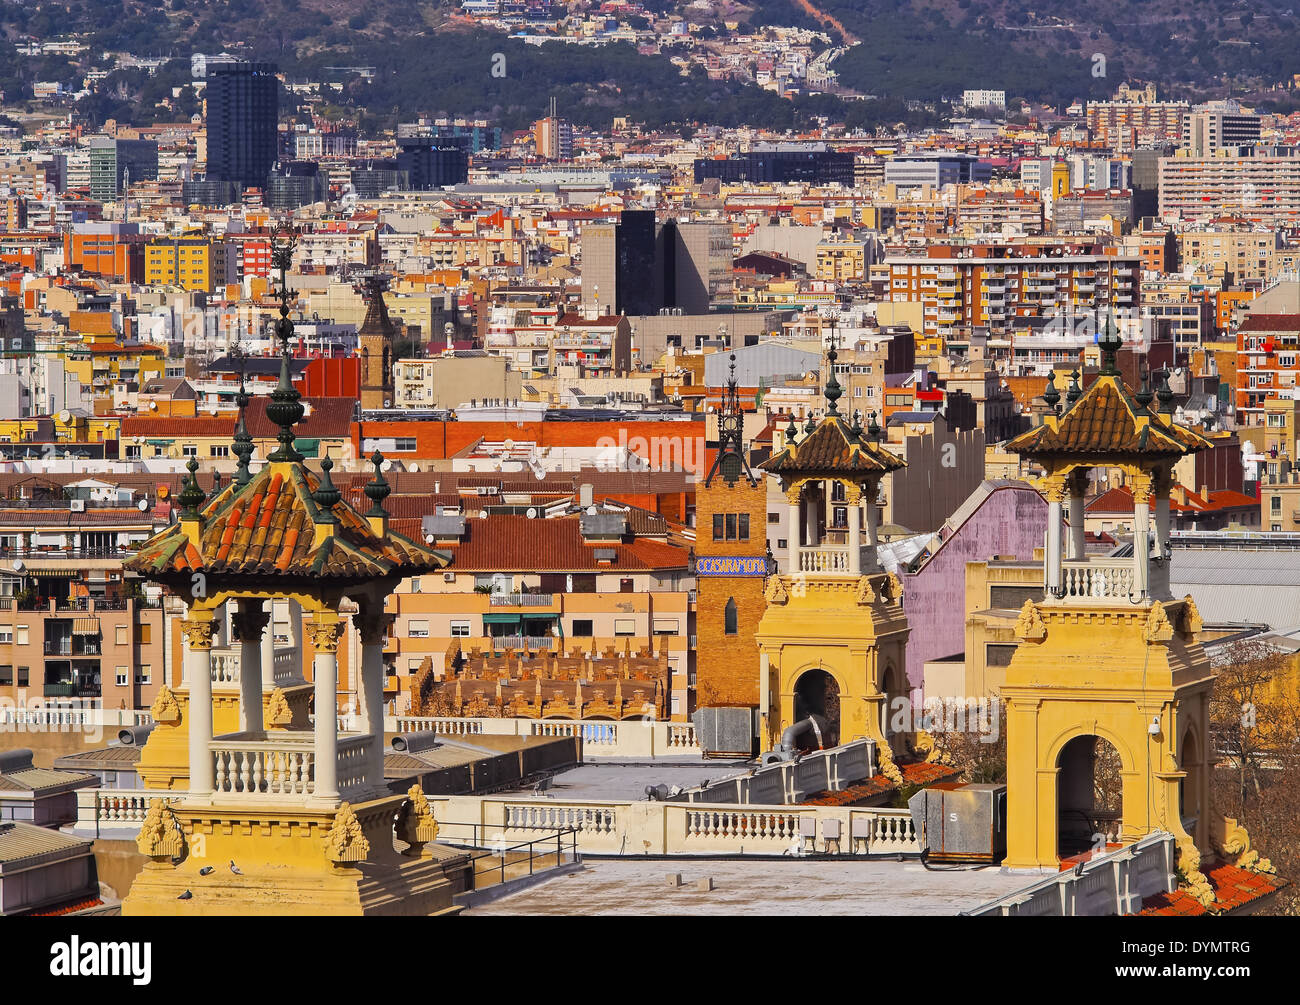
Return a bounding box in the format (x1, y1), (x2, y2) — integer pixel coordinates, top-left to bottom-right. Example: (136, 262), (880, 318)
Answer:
(450, 621), (471, 637)
(392, 438), (416, 452)
(0, 665), (10, 686)
(619, 578), (634, 593)
(17, 666), (27, 687)
(614, 618), (636, 636)
(653, 619), (679, 635)
(116, 625), (128, 646)
(571, 619), (593, 637)
(410, 578), (421, 593)
(725, 513), (737, 540)
(1272, 496), (1282, 514)
(0, 626), (10, 644)
(137, 624), (152, 644)
(713, 513), (724, 540)
(182, 445), (197, 458)
(125, 445), (141, 459)
(408, 620), (429, 638)
(985, 643), (1018, 668)
(768, 512), (780, 523)
(136, 664), (151, 685)
(408, 659), (422, 671)
(115, 667), (128, 686)
(15, 625), (27, 645)
(738, 513), (749, 540)
(210, 445), (229, 457)
(724, 597), (738, 636)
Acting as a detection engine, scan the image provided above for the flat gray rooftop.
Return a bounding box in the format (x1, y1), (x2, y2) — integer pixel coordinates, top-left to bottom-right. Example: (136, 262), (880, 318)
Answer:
(503, 760), (751, 802)
(466, 858), (1032, 916)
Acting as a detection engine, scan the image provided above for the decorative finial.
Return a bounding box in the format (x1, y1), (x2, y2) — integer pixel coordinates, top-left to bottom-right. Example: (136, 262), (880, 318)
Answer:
(804, 412), (817, 436)
(1065, 369), (1082, 407)
(313, 456), (341, 516)
(867, 410), (882, 443)
(231, 346), (254, 484)
(1098, 312), (1122, 376)
(208, 469), (223, 500)
(265, 226), (303, 462)
(364, 450), (391, 516)
(1156, 371), (1174, 411)
(823, 330), (842, 416)
(850, 408), (863, 441)
(785, 411), (798, 445)
(178, 458), (205, 518)
(1043, 370), (1061, 413)
(1136, 372), (1154, 409)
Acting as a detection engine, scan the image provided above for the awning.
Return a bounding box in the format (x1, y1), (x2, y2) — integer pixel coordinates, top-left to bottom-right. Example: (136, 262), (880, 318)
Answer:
(73, 618), (100, 635)
(294, 438), (320, 457)
(481, 613), (522, 625)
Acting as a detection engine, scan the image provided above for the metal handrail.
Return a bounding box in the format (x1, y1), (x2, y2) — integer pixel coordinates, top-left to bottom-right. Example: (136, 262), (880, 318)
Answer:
(434, 821), (580, 891)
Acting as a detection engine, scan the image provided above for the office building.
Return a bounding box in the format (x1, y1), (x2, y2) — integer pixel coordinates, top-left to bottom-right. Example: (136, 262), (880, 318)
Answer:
(395, 137), (469, 190)
(204, 60), (279, 190)
(583, 211), (731, 316)
(693, 143), (855, 186)
(87, 138), (158, 203)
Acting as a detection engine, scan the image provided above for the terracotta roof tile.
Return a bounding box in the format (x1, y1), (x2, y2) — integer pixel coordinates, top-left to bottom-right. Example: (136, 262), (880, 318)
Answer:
(760, 415), (905, 477)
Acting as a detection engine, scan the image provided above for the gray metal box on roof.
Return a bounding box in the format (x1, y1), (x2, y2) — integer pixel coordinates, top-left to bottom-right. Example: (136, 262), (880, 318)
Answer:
(421, 514), (466, 539)
(908, 783), (1007, 862)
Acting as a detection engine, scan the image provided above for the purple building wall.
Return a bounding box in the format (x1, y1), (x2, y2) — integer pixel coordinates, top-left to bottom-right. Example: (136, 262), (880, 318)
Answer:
(901, 482), (1048, 694)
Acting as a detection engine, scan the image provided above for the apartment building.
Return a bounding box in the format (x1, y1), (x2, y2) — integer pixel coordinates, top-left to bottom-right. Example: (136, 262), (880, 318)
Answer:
(381, 511), (694, 718)
(886, 243), (1140, 341)
(1235, 313), (1300, 421)
(144, 236), (236, 293)
(1159, 150), (1300, 225)
(956, 188), (1044, 236)
(1176, 225), (1281, 284)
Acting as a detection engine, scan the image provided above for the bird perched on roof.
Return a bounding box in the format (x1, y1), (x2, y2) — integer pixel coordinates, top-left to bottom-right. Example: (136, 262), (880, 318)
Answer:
(199, 866), (214, 876)
(177, 890), (192, 900)
(229, 860), (243, 876)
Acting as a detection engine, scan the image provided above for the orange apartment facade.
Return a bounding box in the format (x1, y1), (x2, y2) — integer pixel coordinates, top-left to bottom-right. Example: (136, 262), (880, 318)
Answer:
(1236, 313), (1300, 422)
(886, 244), (1141, 341)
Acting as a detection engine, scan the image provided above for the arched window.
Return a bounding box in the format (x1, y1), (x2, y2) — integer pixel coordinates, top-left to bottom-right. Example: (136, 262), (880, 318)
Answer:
(724, 597), (738, 636)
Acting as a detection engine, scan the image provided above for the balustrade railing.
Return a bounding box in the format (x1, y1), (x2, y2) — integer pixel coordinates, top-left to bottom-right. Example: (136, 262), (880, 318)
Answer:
(798, 546), (849, 574)
(1059, 559), (1138, 600)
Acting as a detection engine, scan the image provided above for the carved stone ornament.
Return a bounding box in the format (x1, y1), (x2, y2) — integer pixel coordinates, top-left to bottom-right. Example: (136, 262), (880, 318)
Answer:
(1144, 600), (1174, 644)
(150, 684), (181, 725)
(1182, 595), (1204, 636)
(1013, 599), (1047, 643)
(395, 783), (439, 856)
(324, 802), (371, 864)
(855, 576), (876, 605)
(180, 617), (215, 651)
(266, 686), (293, 728)
(884, 572), (904, 603)
(137, 799), (185, 861)
(305, 620), (344, 654)
(765, 576), (790, 605)
(1215, 816), (1277, 876)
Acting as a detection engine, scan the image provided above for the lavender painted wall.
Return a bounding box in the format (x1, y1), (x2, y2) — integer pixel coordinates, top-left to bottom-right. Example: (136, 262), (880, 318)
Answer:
(901, 484), (1048, 693)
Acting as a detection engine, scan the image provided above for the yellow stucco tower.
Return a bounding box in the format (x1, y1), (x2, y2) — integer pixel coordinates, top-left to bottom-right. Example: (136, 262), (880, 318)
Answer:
(121, 236), (469, 915)
(754, 339), (910, 780)
(1001, 321), (1216, 873)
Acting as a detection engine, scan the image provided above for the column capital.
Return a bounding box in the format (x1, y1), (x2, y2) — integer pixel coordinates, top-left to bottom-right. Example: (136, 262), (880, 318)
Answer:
(305, 617), (343, 654)
(231, 600), (271, 642)
(843, 482), (864, 505)
(1131, 469), (1155, 499)
(1043, 474), (1068, 505)
(180, 616), (216, 651)
(355, 608), (387, 647)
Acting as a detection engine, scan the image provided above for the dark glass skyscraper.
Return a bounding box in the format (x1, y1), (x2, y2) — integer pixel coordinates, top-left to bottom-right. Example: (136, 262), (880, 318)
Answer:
(204, 61), (279, 191)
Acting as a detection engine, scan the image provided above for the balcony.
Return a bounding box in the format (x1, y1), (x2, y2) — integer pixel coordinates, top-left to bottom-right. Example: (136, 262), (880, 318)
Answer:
(209, 730), (375, 803)
(1055, 559), (1138, 602)
(489, 592), (555, 607)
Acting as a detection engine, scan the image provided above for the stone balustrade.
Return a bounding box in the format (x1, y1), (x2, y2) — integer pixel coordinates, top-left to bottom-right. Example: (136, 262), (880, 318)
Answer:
(429, 794), (919, 857)
(383, 714), (700, 758)
(1058, 559), (1138, 601)
(798, 546), (850, 574)
(209, 732), (373, 801)
(961, 832), (1176, 917)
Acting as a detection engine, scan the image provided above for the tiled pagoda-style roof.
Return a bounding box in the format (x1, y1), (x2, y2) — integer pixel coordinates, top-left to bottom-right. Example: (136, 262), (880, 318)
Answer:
(760, 414), (905, 479)
(1006, 374), (1212, 460)
(125, 462), (449, 582)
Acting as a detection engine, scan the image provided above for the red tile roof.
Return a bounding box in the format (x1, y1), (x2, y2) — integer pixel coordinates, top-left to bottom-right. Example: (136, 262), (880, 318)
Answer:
(1239, 314), (1300, 332)
(761, 414), (906, 477)
(1088, 484), (1259, 516)
(1139, 862), (1286, 916)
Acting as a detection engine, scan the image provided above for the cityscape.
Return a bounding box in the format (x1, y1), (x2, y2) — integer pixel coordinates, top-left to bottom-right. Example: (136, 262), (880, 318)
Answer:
(0, 0), (1296, 955)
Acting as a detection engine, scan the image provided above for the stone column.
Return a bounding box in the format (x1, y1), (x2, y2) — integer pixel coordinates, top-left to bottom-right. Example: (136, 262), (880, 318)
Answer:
(864, 483), (880, 572)
(846, 484), (862, 577)
(1045, 476), (1065, 596)
(181, 614), (216, 798)
(1132, 471), (1152, 599)
(288, 600), (305, 680)
(786, 486), (802, 576)
(306, 616), (343, 802)
(1067, 469), (1087, 561)
(231, 599), (270, 735)
(1153, 468), (1172, 561)
(356, 607), (388, 792)
(804, 485), (820, 548)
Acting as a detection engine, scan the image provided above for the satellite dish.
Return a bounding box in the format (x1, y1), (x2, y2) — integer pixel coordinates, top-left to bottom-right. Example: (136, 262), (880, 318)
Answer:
(149, 400), (157, 410)
(526, 507), (537, 519)
(12, 559), (24, 572)
(409, 463), (419, 472)
(137, 498), (149, 511)
(586, 506), (598, 516)
(424, 534), (434, 544)
(58, 410), (70, 424)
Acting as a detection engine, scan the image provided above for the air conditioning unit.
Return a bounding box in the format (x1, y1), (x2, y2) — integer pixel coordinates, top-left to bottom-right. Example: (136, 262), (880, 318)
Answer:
(70, 499), (86, 512)
(442, 571), (455, 582)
